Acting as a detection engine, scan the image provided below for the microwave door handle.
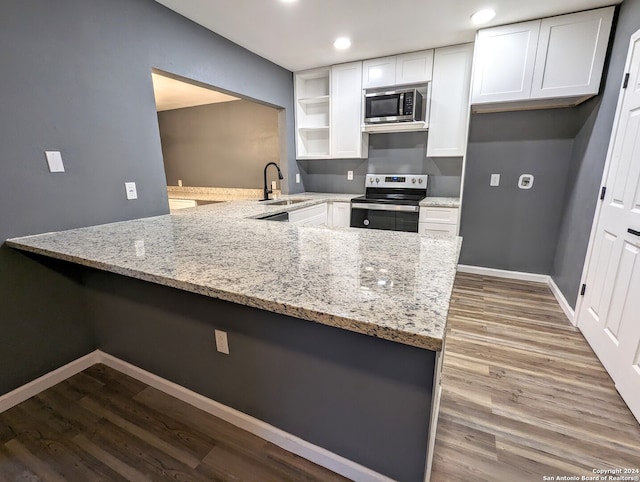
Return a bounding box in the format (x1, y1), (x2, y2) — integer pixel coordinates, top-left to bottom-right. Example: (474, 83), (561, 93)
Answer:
(398, 93), (404, 116)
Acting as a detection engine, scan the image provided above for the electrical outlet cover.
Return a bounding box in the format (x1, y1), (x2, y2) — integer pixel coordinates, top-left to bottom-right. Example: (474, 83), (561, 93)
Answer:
(125, 182), (138, 200)
(518, 174), (534, 190)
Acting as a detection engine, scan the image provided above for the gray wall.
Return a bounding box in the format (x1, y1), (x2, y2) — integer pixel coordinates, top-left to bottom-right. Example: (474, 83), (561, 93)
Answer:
(552, 1), (640, 309)
(459, 135), (574, 272)
(158, 100), (281, 189)
(84, 269), (435, 482)
(0, 0), (296, 392)
(298, 131), (463, 197)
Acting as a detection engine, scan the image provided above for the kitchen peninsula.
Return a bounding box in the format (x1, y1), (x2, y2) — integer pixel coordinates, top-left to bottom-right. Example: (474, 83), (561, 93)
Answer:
(7, 195), (461, 482)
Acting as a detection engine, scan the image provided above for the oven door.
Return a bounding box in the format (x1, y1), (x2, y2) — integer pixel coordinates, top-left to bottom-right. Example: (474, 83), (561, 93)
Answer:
(350, 203), (419, 232)
(364, 93), (403, 123)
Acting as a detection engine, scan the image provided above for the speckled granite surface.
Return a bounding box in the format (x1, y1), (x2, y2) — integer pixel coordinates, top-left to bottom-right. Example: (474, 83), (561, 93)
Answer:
(420, 197), (460, 208)
(167, 186), (282, 201)
(7, 195), (461, 351)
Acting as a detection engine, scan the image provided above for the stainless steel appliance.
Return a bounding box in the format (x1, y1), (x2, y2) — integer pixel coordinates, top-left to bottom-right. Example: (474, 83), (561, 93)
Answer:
(364, 88), (424, 124)
(350, 174), (428, 233)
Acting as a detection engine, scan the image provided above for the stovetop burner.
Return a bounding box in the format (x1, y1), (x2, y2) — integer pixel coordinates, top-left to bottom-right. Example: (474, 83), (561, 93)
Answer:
(354, 174), (428, 205)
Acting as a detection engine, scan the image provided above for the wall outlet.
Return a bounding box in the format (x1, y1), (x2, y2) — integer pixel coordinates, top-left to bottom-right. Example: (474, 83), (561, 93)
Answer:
(271, 180), (277, 191)
(178, 179), (183, 187)
(45, 151), (65, 173)
(518, 174), (534, 190)
(296, 173), (301, 183)
(214, 329), (229, 355)
(125, 182), (138, 200)
(347, 170), (354, 181)
(490, 174), (500, 186)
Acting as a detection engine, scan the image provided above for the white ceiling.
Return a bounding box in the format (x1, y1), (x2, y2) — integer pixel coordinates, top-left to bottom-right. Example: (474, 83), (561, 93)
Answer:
(153, 0), (621, 72)
(151, 72), (240, 111)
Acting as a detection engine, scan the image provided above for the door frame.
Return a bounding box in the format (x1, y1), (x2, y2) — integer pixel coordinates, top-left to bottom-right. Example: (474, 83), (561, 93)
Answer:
(574, 28), (640, 323)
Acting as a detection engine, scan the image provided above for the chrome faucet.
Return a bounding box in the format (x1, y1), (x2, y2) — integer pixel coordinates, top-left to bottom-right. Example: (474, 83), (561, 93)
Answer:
(262, 162), (284, 201)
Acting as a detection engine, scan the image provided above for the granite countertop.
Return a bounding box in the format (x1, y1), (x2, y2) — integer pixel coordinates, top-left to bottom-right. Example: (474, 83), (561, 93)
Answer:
(7, 194), (462, 351)
(419, 197), (461, 208)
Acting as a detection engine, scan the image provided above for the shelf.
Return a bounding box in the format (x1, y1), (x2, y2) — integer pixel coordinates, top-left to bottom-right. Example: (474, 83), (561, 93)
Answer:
(299, 126), (330, 132)
(362, 121), (428, 133)
(298, 95), (330, 105)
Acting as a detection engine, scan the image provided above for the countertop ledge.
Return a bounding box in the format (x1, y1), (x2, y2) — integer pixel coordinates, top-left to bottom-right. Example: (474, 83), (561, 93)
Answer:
(7, 194), (462, 351)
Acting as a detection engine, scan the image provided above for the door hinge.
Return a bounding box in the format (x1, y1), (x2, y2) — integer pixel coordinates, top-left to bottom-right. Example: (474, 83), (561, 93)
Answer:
(600, 186), (607, 200)
(580, 284), (587, 296)
(623, 73), (630, 89)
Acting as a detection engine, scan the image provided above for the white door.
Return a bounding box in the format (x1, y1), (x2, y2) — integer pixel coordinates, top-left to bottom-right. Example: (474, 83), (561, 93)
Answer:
(330, 62), (366, 158)
(531, 6), (614, 99)
(577, 30), (640, 423)
(362, 56), (396, 89)
(471, 20), (540, 104)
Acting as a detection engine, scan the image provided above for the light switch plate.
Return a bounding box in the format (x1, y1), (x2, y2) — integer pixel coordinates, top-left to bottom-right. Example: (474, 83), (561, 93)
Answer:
(125, 182), (138, 200)
(490, 174), (500, 186)
(347, 170), (354, 181)
(296, 173), (301, 184)
(45, 151), (65, 173)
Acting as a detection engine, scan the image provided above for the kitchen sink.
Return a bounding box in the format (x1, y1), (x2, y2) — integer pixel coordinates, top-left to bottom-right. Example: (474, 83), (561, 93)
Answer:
(263, 198), (309, 206)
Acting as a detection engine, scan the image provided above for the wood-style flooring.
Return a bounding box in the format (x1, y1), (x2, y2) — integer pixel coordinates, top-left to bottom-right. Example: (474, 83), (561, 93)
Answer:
(0, 364), (348, 481)
(431, 273), (640, 481)
(0, 273), (638, 481)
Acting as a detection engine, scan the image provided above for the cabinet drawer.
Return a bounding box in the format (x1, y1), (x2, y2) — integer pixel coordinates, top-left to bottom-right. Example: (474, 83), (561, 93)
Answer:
(418, 207), (458, 225)
(289, 203), (327, 225)
(419, 222), (457, 236)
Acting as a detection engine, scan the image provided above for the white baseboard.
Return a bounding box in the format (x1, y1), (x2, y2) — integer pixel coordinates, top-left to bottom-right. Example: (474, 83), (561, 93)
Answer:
(457, 264), (576, 324)
(0, 351), (99, 413)
(0, 350), (392, 481)
(548, 277), (576, 325)
(457, 264), (550, 283)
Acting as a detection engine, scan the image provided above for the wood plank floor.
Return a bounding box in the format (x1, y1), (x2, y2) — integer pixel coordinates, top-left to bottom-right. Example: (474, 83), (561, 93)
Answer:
(1, 273), (638, 481)
(431, 273), (640, 482)
(0, 364), (348, 481)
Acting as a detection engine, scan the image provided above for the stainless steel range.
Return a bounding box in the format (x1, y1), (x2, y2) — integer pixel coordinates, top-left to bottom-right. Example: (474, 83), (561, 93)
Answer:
(350, 174), (428, 233)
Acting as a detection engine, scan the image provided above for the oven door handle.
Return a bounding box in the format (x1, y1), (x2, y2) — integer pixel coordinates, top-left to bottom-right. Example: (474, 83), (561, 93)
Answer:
(351, 203), (419, 213)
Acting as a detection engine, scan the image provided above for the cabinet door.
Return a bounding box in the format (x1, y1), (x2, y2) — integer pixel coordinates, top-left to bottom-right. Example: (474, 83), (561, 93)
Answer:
(471, 20), (540, 104)
(330, 202), (351, 227)
(331, 62), (367, 158)
(396, 50), (434, 85)
(362, 56), (397, 89)
(531, 6), (614, 99)
(427, 44), (473, 157)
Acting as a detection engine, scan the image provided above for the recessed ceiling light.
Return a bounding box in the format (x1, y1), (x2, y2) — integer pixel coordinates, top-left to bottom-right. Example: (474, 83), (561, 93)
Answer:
(334, 37), (351, 50)
(280, 0), (297, 3)
(471, 8), (496, 25)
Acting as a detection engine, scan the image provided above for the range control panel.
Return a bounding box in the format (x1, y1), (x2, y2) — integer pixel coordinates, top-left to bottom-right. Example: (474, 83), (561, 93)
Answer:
(366, 174), (428, 189)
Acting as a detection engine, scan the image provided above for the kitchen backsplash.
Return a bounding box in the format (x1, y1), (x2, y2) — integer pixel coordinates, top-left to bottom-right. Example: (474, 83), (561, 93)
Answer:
(298, 131), (462, 197)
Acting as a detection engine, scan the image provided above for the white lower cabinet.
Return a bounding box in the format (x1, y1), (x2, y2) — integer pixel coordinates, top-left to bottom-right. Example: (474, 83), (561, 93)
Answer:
(418, 207), (459, 236)
(289, 203), (328, 226)
(328, 202), (351, 228)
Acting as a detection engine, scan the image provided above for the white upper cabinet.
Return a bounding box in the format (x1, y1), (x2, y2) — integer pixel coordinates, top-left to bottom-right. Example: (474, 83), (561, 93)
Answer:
(531, 7), (614, 99)
(471, 20), (540, 104)
(471, 6), (614, 109)
(362, 56), (397, 89)
(363, 50), (433, 89)
(294, 68), (331, 159)
(427, 43), (474, 157)
(295, 63), (367, 159)
(331, 61), (368, 158)
(396, 50), (434, 85)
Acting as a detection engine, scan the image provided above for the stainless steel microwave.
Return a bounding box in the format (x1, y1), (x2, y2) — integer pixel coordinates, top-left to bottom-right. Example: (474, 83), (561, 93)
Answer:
(364, 88), (424, 124)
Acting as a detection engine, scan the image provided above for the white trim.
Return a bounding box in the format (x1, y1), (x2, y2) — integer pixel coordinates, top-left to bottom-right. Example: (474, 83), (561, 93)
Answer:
(457, 264), (550, 283)
(0, 351), (99, 413)
(97, 351), (394, 482)
(548, 277), (576, 325)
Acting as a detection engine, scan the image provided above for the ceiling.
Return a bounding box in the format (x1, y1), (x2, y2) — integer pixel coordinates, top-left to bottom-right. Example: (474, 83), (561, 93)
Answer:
(151, 73), (240, 111)
(153, 0), (621, 72)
